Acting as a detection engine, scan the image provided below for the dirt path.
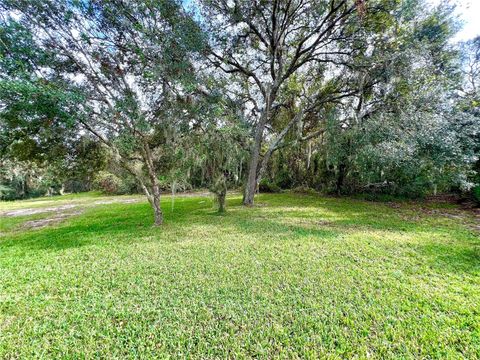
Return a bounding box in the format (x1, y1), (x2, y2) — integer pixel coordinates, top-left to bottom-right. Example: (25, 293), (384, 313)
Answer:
(3, 204), (79, 217)
(22, 210), (85, 229)
(1, 198), (144, 230)
(1, 192), (218, 230)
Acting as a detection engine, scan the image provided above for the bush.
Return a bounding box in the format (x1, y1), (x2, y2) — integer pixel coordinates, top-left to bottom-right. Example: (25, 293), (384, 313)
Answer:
(93, 171), (124, 195)
(258, 179), (281, 193)
(292, 185), (318, 195)
(0, 185), (15, 200)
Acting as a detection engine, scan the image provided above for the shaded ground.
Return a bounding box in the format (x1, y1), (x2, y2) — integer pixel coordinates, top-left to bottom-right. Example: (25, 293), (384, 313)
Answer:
(0, 192), (479, 358)
(383, 195), (480, 233)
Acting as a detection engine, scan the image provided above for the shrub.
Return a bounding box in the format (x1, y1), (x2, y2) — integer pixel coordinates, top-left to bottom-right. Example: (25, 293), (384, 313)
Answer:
(93, 171), (124, 195)
(0, 185), (15, 200)
(259, 179), (281, 193)
(292, 185), (318, 195)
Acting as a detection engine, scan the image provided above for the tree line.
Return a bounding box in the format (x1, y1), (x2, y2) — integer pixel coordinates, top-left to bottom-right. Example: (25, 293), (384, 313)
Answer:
(0, 0), (478, 225)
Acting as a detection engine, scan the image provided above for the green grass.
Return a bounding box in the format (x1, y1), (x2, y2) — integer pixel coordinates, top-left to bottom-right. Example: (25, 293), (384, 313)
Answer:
(0, 192), (479, 359)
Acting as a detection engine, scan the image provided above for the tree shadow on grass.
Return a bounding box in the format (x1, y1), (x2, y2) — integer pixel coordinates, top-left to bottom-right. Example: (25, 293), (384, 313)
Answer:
(1, 194), (477, 279)
(0, 203), (338, 254)
(416, 242), (480, 276)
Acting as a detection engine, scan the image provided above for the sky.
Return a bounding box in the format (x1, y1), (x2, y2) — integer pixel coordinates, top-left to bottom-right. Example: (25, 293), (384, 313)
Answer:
(429, 0), (479, 41)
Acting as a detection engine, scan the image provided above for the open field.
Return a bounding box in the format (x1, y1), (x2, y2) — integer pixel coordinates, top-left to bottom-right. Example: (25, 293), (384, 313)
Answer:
(0, 192), (479, 358)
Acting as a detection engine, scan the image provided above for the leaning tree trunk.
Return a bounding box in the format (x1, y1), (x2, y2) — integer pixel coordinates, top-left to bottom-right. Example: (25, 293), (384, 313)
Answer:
(142, 143), (164, 226)
(150, 181), (163, 226)
(139, 180), (164, 227)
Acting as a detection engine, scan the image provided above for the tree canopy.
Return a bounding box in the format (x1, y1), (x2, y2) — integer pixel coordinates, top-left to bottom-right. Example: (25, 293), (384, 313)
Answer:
(0, 0), (478, 223)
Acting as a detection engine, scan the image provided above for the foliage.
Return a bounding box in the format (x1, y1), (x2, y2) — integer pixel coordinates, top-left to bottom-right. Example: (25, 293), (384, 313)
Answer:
(199, 0), (369, 204)
(0, 136), (108, 200)
(458, 36), (480, 202)
(185, 113), (249, 212)
(0, 18), (82, 164)
(0, 0), (207, 225)
(93, 171), (125, 195)
(0, 0), (478, 213)
(261, 1), (478, 198)
(0, 160), (61, 200)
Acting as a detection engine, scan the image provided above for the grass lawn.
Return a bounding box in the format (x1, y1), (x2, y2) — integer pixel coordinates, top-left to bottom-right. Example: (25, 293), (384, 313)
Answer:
(0, 192), (479, 358)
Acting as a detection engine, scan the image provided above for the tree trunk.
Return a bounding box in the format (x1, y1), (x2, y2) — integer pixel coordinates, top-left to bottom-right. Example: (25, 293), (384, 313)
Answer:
(217, 192), (226, 213)
(336, 163), (346, 195)
(244, 129), (263, 206)
(138, 181), (163, 226)
(142, 142), (164, 226)
(244, 89), (274, 206)
(255, 144), (275, 195)
(152, 187), (163, 226)
(249, 108), (306, 201)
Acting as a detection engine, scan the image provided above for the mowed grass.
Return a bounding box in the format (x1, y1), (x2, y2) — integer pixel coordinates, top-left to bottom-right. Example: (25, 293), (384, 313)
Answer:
(0, 192), (479, 359)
